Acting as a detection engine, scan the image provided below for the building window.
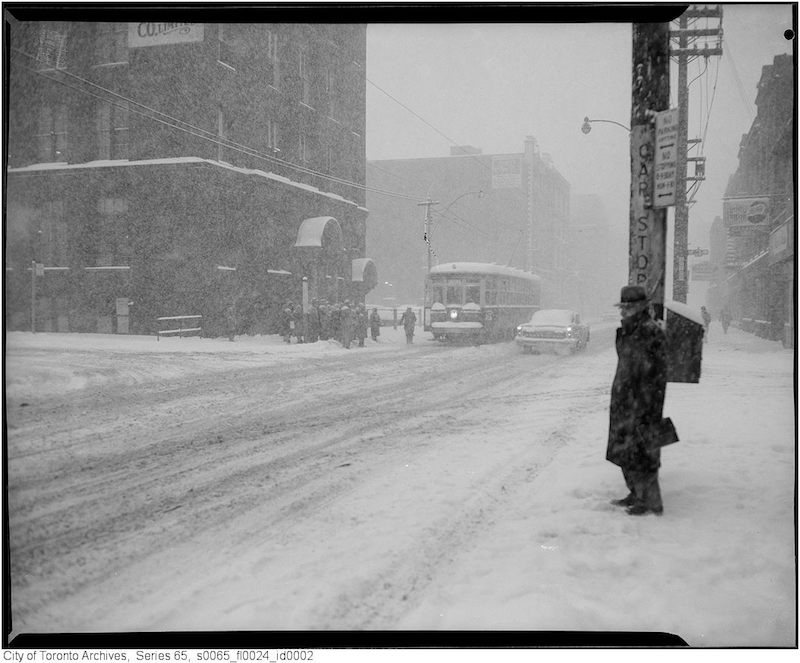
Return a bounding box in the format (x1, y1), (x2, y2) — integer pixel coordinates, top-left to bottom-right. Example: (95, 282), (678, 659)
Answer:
(218, 24), (234, 69)
(299, 133), (308, 164)
(37, 104), (68, 162)
(266, 29), (279, 88)
(326, 67), (338, 119)
(97, 198), (130, 265)
(36, 24), (68, 70)
(96, 100), (130, 160)
(95, 23), (128, 65)
(299, 47), (310, 105)
(267, 119), (279, 152)
(217, 108), (227, 162)
(38, 201), (67, 265)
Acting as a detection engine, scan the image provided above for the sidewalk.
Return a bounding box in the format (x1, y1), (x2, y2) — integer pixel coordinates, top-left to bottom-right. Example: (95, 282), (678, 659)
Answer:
(397, 325), (796, 646)
(545, 325), (795, 645)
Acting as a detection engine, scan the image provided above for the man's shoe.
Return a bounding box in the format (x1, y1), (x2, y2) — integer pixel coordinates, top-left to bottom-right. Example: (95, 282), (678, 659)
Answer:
(610, 494), (635, 507)
(626, 505), (663, 516)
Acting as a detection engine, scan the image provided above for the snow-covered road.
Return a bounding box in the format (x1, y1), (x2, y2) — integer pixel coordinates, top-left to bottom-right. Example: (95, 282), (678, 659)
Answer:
(6, 326), (615, 634)
(5, 323), (795, 647)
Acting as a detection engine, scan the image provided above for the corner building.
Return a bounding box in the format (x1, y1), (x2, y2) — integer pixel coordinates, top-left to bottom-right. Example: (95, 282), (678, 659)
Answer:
(6, 20), (373, 336)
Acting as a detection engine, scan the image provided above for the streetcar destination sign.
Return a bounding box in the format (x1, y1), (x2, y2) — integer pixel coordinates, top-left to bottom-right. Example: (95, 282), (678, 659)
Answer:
(653, 108), (678, 208)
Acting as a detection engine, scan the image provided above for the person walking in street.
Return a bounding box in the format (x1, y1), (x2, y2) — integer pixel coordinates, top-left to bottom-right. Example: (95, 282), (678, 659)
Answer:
(399, 306), (416, 344)
(369, 308), (381, 342)
(280, 300), (294, 343)
(354, 303), (368, 347)
(340, 300), (354, 349)
(606, 285), (667, 516)
(701, 305), (712, 343)
(719, 307), (731, 335)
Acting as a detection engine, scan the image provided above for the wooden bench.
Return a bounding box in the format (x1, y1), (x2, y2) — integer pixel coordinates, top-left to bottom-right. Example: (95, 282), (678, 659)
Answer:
(157, 315), (202, 340)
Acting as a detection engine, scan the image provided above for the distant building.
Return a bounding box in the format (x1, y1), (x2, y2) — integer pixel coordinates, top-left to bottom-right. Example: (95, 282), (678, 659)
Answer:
(366, 136), (572, 309)
(710, 53), (794, 346)
(568, 194), (619, 319)
(6, 20), (373, 336)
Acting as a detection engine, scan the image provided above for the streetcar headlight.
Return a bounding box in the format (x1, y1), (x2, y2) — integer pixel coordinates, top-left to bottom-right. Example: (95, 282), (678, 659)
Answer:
(449, 309), (458, 320)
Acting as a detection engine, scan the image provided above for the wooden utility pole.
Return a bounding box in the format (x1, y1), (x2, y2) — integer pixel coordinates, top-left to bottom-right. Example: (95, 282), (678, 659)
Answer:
(630, 22), (670, 319)
(418, 198), (439, 273)
(670, 5), (723, 303)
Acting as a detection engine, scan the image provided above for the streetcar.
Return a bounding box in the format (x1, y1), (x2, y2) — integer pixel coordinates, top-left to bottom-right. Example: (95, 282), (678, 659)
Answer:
(424, 262), (542, 343)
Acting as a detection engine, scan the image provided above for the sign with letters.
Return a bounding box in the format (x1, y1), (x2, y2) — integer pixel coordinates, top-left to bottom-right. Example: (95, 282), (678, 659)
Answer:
(723, 196), (771, 228)
(491, 156), (522, 189)
(128, 23), (204, 48)
(653, 108), (678, 208)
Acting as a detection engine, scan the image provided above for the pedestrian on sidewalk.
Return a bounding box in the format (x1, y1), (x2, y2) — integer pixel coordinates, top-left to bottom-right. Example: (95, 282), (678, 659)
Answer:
(369, 308), (381, 342)
(606, 285), (667, 516)
(719, 307), (731, 335)
(701, 305), (712, 342)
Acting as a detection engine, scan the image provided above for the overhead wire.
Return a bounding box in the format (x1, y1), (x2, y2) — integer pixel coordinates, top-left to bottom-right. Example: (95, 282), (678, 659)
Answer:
(11, 45), (424, 202)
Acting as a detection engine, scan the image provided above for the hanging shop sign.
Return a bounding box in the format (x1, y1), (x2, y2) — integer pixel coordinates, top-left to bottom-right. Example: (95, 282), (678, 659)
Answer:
(723, 196), (770, 228)
(769, 220), (792, 264)
(128, 23), (204, 48)
(690, 261), (719, 281)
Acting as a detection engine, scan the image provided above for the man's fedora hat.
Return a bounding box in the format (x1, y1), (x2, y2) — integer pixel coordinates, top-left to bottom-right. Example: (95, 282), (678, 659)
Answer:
(614, 285), (648, 307)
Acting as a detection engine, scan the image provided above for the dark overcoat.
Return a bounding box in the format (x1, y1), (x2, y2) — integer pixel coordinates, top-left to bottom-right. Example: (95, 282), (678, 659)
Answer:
(606, 309), (667, 470)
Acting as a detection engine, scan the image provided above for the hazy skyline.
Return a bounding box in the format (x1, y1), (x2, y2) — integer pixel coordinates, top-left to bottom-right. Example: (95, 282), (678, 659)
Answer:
(364, 4), (794, 304)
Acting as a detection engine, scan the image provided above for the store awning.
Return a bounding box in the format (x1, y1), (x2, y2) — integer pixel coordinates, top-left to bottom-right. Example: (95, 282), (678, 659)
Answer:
(294, 216), (342, 248)
(351, 258), (377, 289)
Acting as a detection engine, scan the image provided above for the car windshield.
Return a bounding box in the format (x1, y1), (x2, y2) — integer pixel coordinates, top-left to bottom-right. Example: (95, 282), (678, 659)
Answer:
(529, 309), (573, 325)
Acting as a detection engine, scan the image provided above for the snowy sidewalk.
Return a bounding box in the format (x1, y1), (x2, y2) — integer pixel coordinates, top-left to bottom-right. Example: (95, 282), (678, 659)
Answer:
(397, 327), (795, 646)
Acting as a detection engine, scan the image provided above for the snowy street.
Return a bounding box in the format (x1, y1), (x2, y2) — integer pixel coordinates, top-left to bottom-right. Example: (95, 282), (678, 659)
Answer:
(4, 322), (795, 646)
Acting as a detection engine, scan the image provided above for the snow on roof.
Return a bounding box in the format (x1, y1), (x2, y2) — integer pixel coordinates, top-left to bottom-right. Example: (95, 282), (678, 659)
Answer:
(7, 157), (368, 211)
(665, 299), (705, 326)
(530, 309), (575, 324)
(429, 262), (541, 282)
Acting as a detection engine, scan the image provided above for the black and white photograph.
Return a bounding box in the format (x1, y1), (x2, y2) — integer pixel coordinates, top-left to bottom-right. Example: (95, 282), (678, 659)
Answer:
(3, 2), (796, 650)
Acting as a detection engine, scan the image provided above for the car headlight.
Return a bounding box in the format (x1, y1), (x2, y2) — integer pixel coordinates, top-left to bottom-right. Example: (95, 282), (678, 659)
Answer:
(516, 326), (522, 333)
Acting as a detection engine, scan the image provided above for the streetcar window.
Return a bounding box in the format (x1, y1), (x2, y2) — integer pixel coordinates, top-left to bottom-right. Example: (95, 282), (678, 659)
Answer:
(431, 284), (445, 304)
(446, 283), (461, 304)
(465, 284), (480, 304)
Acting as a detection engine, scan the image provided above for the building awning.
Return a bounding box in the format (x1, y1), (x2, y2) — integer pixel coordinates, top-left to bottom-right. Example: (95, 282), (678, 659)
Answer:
(351, 258), (377, 289)
(294, 216), (343, 248)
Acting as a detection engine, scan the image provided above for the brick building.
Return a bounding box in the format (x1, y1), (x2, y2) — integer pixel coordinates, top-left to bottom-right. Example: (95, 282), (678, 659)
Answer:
(707, 53), (794, 346)
(5, 19), (373, 336)
(365, 137), (574, 310)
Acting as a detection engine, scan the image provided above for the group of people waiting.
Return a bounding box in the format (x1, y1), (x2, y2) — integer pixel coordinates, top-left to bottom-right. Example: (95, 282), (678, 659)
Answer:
(280, 299), (383, 349)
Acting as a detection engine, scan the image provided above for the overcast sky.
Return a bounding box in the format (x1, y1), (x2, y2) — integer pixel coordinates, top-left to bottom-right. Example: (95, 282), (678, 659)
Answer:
(364, 4), (794, 255)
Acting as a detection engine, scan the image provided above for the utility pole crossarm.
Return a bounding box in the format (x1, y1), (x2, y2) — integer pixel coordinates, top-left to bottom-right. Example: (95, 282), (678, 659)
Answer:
(670, 47), (723, 56)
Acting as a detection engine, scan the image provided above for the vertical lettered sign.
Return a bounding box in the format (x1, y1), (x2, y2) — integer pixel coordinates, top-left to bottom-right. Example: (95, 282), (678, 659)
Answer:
(630, 125), (666, 301)
(654, 108), (678, 208)
(630, 23), (669, 315)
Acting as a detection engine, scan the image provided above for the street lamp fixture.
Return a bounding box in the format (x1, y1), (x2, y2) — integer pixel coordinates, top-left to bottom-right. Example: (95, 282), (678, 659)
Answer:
(581, 116), (631, 134)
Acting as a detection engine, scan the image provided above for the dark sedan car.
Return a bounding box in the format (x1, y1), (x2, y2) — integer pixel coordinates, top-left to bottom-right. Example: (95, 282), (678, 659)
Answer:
(514, 308), (590, 354)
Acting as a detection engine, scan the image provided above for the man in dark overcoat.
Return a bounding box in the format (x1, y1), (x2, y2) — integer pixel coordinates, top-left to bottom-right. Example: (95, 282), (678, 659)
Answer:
(399, 307), (416, 344)
(606, 285), (667, 516)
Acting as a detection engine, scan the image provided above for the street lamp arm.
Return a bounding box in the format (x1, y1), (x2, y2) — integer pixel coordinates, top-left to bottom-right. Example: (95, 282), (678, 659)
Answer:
(441, 189), (484, 214)
(582, 116), (631, 133)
